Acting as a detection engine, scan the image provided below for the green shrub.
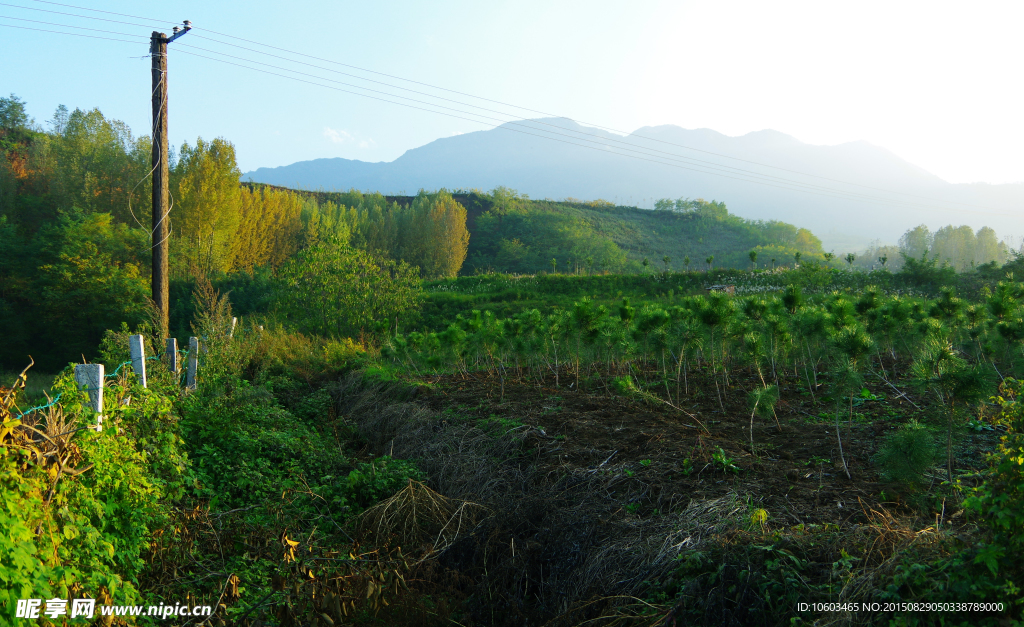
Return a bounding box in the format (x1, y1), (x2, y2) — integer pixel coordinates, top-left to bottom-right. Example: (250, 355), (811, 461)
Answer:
(873, 420), (936, 485)
(1, 367), (182, 623)
(963, 378), (1024, 608)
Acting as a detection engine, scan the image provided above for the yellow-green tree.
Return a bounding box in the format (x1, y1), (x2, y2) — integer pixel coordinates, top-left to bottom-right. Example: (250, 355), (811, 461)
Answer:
(230, 186), (305, 271)
(172, 137), (241, 275)
(400, 190), (469, 279)
(274, 239), (422, 338)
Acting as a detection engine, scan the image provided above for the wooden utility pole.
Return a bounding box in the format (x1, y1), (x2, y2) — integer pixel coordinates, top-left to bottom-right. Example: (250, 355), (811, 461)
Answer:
(150, 22), (190, 339)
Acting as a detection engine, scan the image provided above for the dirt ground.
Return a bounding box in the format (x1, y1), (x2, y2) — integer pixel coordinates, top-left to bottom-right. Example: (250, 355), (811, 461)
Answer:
(336, 366), (1003, 625)
(414, 368), (999, 532)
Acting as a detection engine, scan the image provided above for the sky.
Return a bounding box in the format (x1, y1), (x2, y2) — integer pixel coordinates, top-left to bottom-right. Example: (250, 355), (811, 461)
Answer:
(1, 0), (1022, 184)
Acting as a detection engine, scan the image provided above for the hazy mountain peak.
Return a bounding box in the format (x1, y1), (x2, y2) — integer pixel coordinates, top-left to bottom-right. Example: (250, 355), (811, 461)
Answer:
(244, 118), (1022, 249)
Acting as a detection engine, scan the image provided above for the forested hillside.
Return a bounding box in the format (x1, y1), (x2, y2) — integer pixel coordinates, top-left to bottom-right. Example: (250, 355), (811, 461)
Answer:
(305, 187), (827, 274)
(243, 118), (1024, 251)
(0, 96), (468, 368)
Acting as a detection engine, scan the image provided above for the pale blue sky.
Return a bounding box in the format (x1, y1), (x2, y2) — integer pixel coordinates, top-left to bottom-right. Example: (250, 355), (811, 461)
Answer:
(2, 0), (1021, 184)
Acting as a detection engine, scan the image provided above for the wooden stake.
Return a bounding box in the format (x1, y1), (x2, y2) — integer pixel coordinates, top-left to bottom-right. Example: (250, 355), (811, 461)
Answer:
(129, 334), (147, 388)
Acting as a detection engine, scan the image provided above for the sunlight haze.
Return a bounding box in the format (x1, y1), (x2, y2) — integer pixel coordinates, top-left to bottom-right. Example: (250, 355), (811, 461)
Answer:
(1, 0), (1020, 183)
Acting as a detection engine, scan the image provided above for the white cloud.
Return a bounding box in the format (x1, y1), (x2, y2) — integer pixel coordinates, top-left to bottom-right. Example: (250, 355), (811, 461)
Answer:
(323, 127), (353, 144)
(325, 127), (375, 149)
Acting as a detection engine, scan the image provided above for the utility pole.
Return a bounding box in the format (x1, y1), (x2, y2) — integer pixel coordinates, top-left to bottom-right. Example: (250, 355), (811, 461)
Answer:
(150, 21), (191, 339)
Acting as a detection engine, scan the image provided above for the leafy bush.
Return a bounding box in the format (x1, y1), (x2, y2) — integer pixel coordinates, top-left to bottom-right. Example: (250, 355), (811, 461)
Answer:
(274, 239), (422, 339)
(873, 420), (936, 485)
(1, 366), (186, 623)
(964, 378), (1024, 608)
(179, 377), (352, 509)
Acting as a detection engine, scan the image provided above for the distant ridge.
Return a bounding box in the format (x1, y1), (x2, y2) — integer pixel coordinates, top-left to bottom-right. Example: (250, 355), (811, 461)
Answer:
(245, 119), (1024, 249)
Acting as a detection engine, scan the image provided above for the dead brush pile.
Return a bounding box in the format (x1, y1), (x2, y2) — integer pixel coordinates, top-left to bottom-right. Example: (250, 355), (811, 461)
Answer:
(329, 374), (753, 626)
(1, 360), (91, 483)
(357, 479), (490, 558)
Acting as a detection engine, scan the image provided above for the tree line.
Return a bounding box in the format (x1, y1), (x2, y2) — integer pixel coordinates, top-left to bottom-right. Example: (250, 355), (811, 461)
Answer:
(848, 224), (1011, 273)
(0, 95), (468, 368)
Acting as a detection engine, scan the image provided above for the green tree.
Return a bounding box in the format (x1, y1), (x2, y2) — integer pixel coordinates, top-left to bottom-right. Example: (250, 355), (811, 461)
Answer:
(274, 239), (422, 339)
(974, 226), (1004, 266)
(0, 93), (30, 134)
(911, 336), (992, 480)
(931, 225), (977, 271)
(34, 211), (151, 364)
(748, 250), (757, 269)
(44, 106), (151, 225)
(899, 225), (931, 261)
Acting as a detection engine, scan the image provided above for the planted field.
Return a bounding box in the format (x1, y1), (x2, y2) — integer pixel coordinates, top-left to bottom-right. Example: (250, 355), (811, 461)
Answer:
(357, 278), (1024, 624)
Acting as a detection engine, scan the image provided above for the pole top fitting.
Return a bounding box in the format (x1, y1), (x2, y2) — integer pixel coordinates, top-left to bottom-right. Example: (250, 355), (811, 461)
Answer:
(166, 20), (192, 43)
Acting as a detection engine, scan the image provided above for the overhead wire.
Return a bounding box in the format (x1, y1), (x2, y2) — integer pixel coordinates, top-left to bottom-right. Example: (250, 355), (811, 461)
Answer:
(171, 47), (1011, 216)
(172, 48), (931, 208)
(172, 40), (990, 213)
(0, 1), (172, 29)
(0, 13), (148, 37)
(0, 20), (144, 42)
(183, 29), (1004, 212)
(11, 0), (1013, 216)
(24, 0), (175, 25)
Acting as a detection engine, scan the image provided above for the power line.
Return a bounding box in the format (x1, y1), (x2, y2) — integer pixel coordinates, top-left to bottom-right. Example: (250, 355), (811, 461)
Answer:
(180, 36), (945, 207)
(0, 20), (143, 42)
(184, 29), (1004, 212)
(25, 0), (176, 24)
(10, 0), (1014, 216)
(172, 48), (1011, 216)
(169, 45), (1012, 216)
(0, 1), (171, 29)
(0, 13), (147, 37)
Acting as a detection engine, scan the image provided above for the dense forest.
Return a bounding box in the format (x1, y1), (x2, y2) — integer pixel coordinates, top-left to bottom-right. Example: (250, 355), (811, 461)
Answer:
(0, 96), (468, 368)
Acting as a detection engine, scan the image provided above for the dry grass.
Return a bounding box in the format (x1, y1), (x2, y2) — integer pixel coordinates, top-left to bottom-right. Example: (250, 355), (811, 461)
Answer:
(328, 374), (759, 626)
(357, 479), (490, 558)
(329, 374), (971, 626)
(2, 364), (91, 499)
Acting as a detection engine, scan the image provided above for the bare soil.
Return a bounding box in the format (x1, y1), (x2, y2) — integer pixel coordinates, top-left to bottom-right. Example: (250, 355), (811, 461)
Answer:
(415, 369), (996, 529)
(337, 367), (1001, 626)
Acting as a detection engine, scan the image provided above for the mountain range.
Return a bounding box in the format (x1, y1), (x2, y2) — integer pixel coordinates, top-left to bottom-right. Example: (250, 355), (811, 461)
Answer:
(244, 119), (1023, 251)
